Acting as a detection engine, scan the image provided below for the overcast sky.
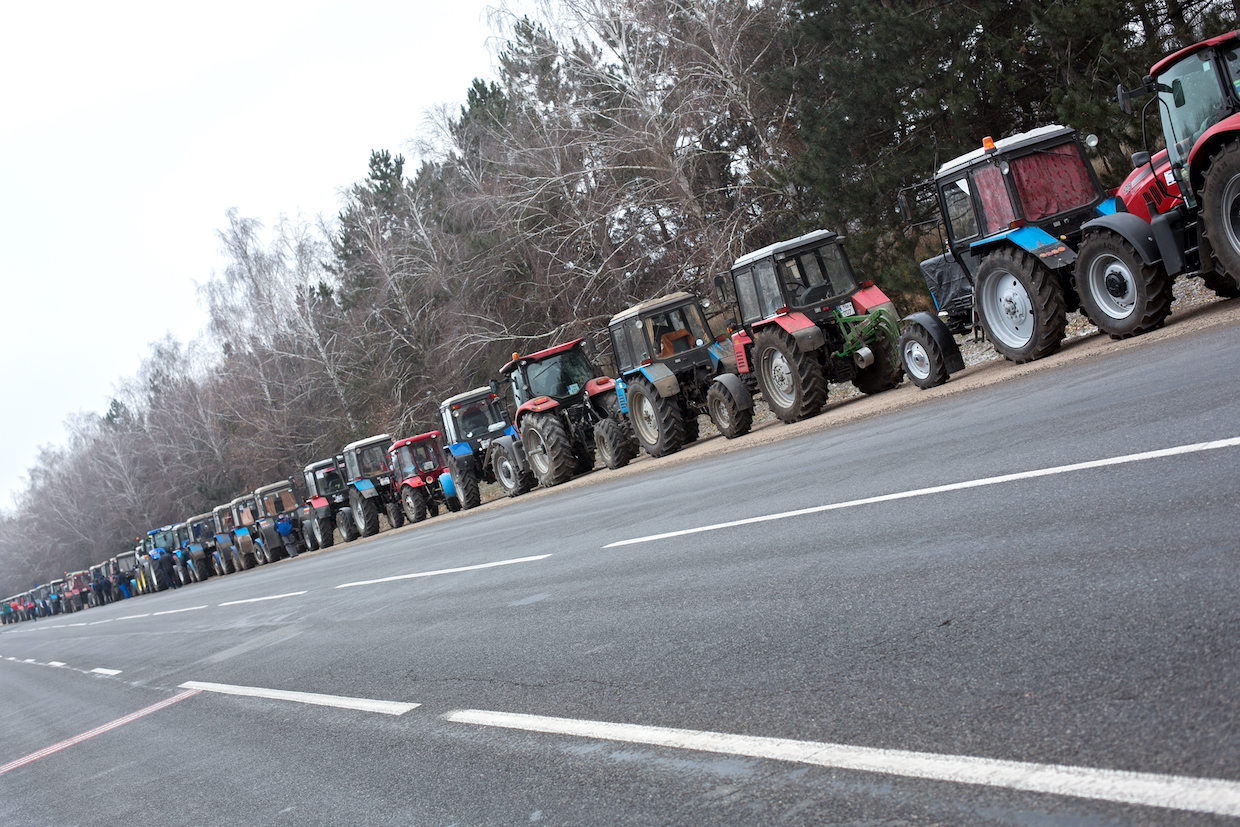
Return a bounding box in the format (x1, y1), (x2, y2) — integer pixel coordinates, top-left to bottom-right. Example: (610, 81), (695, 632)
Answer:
(0, 0), (502, 505)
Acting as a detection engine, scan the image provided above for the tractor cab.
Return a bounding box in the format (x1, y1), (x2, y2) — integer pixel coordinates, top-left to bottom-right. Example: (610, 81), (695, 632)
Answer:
(343, 435), (393, 487)
(502, 340), (600, 408)
(608, 292), (726, 375)
(342, 435), (401, 537)
(254, 480), (304, 560)
(304, 457), (348, 502)
(440, 389), (511, 448)
(388, 432), (462, 522)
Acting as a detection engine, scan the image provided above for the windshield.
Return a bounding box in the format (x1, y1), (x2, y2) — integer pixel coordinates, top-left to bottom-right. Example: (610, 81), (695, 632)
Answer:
(190, 519), (212, 541)
(348, 443), (389, 478)
(1008, 142), (1098, 221)
(525, 350), (596, 400)
(451, 396), (508, 441)
(1159, 50), (1229, 197)
(261, 488), (298, 516)
(776, 241), (859, 306)
(152, 530), (176, 550)
(643, 303), (711, 358)
(234, 499), (257, 526)
(394, 442), (443, 477)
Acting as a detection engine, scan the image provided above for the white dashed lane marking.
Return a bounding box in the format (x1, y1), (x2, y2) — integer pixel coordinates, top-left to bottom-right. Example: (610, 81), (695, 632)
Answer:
(179, 681), (418, 715)
(335, 554), (552, 589)
(218, 591), (307, 606)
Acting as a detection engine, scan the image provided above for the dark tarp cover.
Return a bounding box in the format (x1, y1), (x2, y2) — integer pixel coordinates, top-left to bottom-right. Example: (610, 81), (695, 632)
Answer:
(919, 252), (972, 333)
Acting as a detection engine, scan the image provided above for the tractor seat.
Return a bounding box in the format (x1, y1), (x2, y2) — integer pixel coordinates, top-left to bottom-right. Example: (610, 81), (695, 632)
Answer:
(658, 329), (692, 357)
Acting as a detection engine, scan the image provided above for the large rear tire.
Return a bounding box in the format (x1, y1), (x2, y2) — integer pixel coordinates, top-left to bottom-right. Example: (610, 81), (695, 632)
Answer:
(351, 492), (380, 537)
(752, 328), (826, 423)
(1199, 141), (1240, 287)
(594, 417), (634, 469)
(402, 486), (428, 523)
(626, 376), (684, 457)
(1200, 268), (1240, 298)
(974, 248), (1065, 363)
(1075, 230), (1172, 339)
(706, 381), (753, 439)
(492, 442), (535, 498)
(897, 323), (950, 389)
(521, 413), (576, 487)
(451, 457), (481, 509)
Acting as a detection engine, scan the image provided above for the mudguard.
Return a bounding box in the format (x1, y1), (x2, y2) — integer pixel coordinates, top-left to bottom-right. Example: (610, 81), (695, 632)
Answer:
(446, 441), (473, 459)
(972, 226), (1075, 269)
(584, 376), (617, 397)
(440, 472), (457, 499)
(706, 340), (735, 372)
(492, 433), (530, 469)
(757, 311), (827, 353)
(187, 542), (205, 562)
(850, 284), (893, 315)
(902, 312), (965, 374)
(306, 496), (332, 519)
(351, 478), (380, 499)
(1080, 212), (1163, 268)
(515, 396), (561, 419)
(711, 373), (753, 409)
(638, 362), (680, 397)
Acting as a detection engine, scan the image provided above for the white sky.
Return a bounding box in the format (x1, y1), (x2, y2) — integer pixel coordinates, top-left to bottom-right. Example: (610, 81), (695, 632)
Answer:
(0, 0), (502, 506)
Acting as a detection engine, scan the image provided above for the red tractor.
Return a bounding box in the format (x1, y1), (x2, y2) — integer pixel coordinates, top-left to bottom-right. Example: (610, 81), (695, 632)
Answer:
(387, 432), (464, 522)
(1099, 31), (1240, 301)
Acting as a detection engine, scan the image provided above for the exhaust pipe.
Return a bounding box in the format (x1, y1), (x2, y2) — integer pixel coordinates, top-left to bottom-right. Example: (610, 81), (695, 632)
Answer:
(853, 346), (874, 369)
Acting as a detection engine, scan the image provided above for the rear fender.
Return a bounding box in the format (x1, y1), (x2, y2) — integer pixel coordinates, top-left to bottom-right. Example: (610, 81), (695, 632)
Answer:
(516, 397), (560, 419)
(400, 478), (427, 491)
(711, 373), (753, 409)
(850, 284), (893, 315)
(584, 376), (617, 397)
(757, 312), (826, 353)
(902, 312), (965, 374)
(492, 433), (529, 468)
(638, 363), (680, 397)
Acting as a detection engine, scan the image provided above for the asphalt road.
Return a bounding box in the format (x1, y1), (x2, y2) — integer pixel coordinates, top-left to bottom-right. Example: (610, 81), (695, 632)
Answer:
(2, 322), (1238, 826)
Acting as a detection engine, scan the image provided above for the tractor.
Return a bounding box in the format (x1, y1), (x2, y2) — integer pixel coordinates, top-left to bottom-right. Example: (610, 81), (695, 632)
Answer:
(210, 502), (242, 575)
(718, 230), (929, 420)
(253, 480), (307, 560)
(298, 455), (356, 547)
(905, 125), (1169, 370)
(490, 338), (634, 493)
(607, 291), (752, 457)
(342, 434), (404, 537)
(438, 387), (515, 508)
(212, 495), (264, 572)
(184, 512), (217, 581)
(388, 432), (464, 522)
(1102, 31), (1240, 303)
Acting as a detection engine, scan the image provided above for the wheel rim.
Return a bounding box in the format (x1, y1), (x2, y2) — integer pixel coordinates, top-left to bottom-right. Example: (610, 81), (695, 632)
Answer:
(980, 272), (1034, 349)
(902, 339), (931, 380)
(1085, 253), (1136, 320)
(496, 454), (516, 489)
(710, 395), (731, 430)
(402, 489), (417, 520)
(632, 392), (660, 445)
(760, 346), (797, 410)
(1223, 172), (1240, 255)
(354, 503), (366, 532)
(526, 429), (550, 474)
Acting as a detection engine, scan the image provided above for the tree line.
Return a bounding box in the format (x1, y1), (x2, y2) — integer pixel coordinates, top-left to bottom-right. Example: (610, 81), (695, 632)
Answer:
(2, 0), (1233, 595)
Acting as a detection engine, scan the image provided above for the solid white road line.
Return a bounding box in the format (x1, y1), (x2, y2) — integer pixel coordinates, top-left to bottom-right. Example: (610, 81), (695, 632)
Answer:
(218, 591), (307, 606)
(118, 614), (150, 620)
(89, 668), (122, 676)
(154, 606), (207, 616)
(179, 681), (419, 715)
(0, 689), (202, 776)
(335, 554), (552, 589)
(605, 436), (1240, 548)
(445, 709), (1240, 816)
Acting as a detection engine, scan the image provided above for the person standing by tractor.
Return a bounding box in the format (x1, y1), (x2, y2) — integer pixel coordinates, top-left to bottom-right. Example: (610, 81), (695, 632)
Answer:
(156, 548), (180, 589)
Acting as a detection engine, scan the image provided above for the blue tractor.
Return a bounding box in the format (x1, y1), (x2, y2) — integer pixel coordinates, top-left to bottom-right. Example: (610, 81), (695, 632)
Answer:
(438, 387), (515, 507)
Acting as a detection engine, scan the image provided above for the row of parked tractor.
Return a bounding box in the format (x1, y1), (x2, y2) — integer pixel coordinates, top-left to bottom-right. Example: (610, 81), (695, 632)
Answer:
(6, 33), (1240, 625)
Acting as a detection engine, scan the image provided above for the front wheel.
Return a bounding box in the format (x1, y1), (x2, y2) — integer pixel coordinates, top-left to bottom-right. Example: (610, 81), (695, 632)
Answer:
(311, 515), (334, 549)
(752, 328), (826, 423)
(626, 377), (684, 457)
(451, 457), (481, 509)
(386, 502), (405, 530)
(706, 381), (753, 439)
(897, 323), (950, 389)
(337, 508), (359, 542)
(1200, 141), (1240, 284)
(352, 492), (380, 537)
(852, 324), (903, 394)
(492, 442), (535, 498)
(521, 412), (576, 487)
(594, 417), (634, 469)
(402, 486), (428, 523)
(1075, 230), (1172, 339)
(974, 249), (1066, 362)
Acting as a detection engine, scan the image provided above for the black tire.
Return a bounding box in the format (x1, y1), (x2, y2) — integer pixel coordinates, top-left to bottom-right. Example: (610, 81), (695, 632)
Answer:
(444, 495), (462, 513)
(1200, 268), (1240, 298)
(853, 325), (904, 394)
(337, 508), (359, 542)
(351, 492), (380, 537)
(521, 412), (576, 486)
(386, 502), (405, 530)
(573, 442), (595, 475)
(1199, 141), (1240, 285)
(402, 486), (429, 523)
(897, 323), (950, 389)
(974, 248), (1066, 362)
(594, 417), (634, 469)
(752, 328), (826, 423)
(303, 523), (319, 552)
(233, 546), (251, 571)
(682, 405), (700, 444)
(626, 376), (684, 457)
(450, 456), (481, 509)
(1075, 230), (1173, 339)
(597, 390), (639, 454)
(492, 442), (535, 497)
(311, 515), (334, 549)
(706, 381), (753, 439)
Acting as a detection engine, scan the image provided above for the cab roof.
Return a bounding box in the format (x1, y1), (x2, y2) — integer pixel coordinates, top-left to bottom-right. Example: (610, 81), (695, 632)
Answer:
(391, 431), (442, 450)
(1151, 30), (1240, 78)
(935, 124), (1073, 178)
(255, 481), (294, 497)
(440, 386), (494, 410)
(731, 229), (841, 270)
(608, 292), (697, 326)
(500, 338), (584, 376)
(342, 434), (392, 453)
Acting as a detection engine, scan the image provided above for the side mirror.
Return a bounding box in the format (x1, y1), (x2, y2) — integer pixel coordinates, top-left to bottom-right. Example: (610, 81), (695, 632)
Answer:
(489, 379), (501, 397)
(713, 274), (727, 303)
(582, 336), (597, 357)
(1117, 83), (1132, 115)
